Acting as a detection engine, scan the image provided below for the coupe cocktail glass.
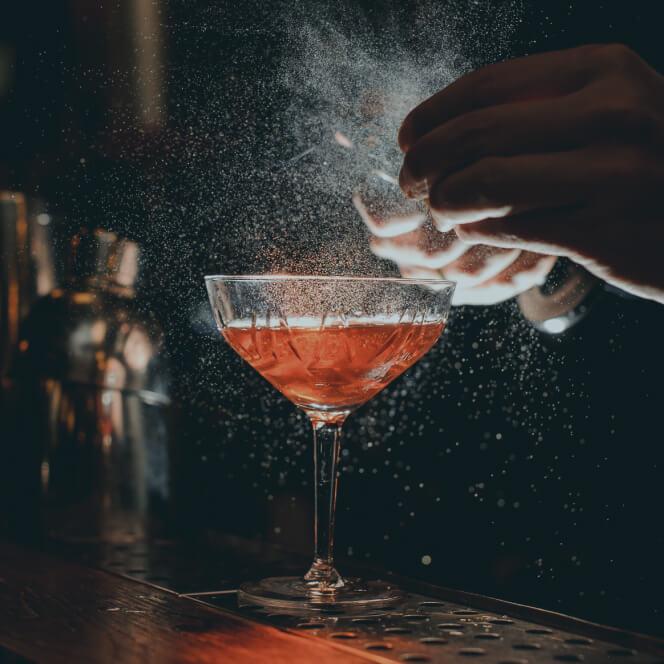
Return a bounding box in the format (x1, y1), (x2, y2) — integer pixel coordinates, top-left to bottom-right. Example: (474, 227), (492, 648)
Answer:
(205, 275), (455, 610)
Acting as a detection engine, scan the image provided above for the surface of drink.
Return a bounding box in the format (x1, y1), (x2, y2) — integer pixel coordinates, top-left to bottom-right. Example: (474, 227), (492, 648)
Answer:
(222, 318), (444, 412)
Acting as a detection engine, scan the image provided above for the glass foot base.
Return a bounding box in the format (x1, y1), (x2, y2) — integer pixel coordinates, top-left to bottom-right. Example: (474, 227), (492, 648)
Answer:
(238, 576), (402, 612)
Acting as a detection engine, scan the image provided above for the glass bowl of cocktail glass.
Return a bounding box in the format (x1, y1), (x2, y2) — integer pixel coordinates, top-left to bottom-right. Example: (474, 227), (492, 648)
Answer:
(205, 275), (455, 611)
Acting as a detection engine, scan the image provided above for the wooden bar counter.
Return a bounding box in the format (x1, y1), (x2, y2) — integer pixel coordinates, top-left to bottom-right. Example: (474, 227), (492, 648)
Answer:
(1, 537), (663, 664)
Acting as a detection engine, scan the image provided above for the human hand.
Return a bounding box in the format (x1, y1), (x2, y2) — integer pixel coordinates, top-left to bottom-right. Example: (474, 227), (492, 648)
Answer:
(398, 44), (664, 304)
(352, 183), (555, 305)
(371, 223), (555, 306)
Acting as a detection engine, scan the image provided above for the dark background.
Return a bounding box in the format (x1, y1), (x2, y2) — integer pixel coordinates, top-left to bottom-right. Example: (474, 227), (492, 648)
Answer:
(2, 0), (664, 637)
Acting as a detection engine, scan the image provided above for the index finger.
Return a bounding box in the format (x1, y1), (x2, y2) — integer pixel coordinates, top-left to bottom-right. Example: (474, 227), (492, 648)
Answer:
(352, 193), (426, 237)
(398, 45), (601, 151)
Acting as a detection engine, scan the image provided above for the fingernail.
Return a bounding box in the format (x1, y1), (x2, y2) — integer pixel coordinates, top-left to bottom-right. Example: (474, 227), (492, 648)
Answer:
(398, 121), (415, 152)
(405, 180), (429, 200)
(430, 208), (454, 232)
(452, 225), (481, 245)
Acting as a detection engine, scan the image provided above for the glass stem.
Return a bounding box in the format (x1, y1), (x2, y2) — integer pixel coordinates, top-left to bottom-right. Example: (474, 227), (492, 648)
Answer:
(304, 417), (345, 592)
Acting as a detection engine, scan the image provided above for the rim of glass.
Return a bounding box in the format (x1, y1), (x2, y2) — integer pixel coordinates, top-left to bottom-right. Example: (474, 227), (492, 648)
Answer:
(204, 274), (456, 287)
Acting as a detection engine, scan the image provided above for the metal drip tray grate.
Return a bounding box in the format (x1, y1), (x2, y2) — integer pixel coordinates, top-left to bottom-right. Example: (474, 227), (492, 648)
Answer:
(53, 537), (664, 663)
(199, 591), (663, 664)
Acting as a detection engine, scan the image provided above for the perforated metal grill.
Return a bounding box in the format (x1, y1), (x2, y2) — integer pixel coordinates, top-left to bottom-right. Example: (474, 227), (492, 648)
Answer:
(55, 538), (664, 664)
(201, 592), (663, 664)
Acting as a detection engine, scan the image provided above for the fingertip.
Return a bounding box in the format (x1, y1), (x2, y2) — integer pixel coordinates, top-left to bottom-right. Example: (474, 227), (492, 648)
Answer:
(429, 174), (472, 211)
(453, 224), (482, 244)
(368, 235), (384, 251)
(397, 116), (416, 152)
(398, 165), (428, 200)
(398, 165), (410, 196)
(429, 209), (454, 233)
(428, 179), (448, 210)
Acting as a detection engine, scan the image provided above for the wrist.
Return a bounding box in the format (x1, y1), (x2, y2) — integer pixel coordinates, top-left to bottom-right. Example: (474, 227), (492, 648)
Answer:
(516, 258), (602, 334)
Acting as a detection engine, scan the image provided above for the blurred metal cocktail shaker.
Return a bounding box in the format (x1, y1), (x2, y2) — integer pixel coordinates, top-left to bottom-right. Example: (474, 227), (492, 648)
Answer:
(0, 191), (59, 386)
(14, 228), (171, 543)
(0, 193), (59, 539)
